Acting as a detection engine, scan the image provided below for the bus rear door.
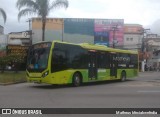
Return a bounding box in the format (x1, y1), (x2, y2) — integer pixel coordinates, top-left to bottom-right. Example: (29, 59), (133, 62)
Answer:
(110, 53), (117, 78)
(88, 51), (98, 80)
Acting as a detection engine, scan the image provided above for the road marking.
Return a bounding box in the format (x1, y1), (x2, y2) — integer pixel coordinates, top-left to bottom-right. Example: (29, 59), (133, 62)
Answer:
(138, 90), (160, 93)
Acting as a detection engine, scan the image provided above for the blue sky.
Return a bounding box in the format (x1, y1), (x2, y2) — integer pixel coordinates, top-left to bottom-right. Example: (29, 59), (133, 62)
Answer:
(1, 0), (160, 34)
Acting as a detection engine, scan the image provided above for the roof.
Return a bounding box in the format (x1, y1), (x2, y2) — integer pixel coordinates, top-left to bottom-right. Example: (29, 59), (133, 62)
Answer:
(55, 41), (138, 54)
(32, 41), (138, 54)
(9, 30), (30, 34)
(79, 43), (138, 54)
(124, 24), (143, 27)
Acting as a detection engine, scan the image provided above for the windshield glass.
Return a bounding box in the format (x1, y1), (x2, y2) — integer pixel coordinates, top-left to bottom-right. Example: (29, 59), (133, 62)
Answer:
(27, 42), (51, 72)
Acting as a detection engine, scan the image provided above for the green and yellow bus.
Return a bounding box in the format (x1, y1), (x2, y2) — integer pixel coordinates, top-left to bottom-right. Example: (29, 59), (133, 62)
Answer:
(26, 41), (138, 86)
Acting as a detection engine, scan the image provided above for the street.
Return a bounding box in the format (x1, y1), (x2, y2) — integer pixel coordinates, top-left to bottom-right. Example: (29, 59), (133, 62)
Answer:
(0, 72), (160, 116)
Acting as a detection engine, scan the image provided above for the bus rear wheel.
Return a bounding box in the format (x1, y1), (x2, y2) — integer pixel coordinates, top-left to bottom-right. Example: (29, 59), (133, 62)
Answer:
(72, 73), (81, 87)
(121, 72), (126, 82)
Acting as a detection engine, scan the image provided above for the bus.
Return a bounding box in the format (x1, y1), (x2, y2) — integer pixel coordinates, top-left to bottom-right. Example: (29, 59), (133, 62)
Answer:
(26, 41), (138, 86)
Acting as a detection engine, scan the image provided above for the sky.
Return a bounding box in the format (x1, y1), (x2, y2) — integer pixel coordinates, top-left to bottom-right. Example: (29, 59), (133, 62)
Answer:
(1, 0), (160, 34)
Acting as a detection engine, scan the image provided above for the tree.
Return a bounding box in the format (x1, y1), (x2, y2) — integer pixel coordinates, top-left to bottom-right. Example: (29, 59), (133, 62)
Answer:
(16, 0), (69, 41)
(0, 55), (10, 73)
(9, 54), (25, 73)
(0, 54), (25, 73)
(0, 8), (7, 23)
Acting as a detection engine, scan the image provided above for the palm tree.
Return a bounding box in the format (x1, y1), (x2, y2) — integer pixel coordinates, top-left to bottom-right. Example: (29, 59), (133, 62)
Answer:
(0, 8), (7, 23)
(16, 0), (68, 41)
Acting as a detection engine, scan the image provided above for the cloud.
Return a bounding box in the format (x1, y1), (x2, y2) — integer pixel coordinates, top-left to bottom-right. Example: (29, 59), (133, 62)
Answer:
(147, 19), (160, 35)
(0, 0), (29, 33)
(1, 0), (160, 34)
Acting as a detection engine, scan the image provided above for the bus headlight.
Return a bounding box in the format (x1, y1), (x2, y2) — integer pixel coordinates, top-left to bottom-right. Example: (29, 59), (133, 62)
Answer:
(42, 71), (49, 78)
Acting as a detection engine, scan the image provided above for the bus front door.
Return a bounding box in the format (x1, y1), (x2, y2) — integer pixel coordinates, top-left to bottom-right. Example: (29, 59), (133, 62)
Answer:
(88, 52), (97, 80)
(110, 53), (117, 78)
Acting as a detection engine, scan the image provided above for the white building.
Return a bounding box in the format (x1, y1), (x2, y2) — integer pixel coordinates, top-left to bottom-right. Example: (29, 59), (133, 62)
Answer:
(8, 31), (30, 46)
(123, 24), (143, 50)
(145, 38), (160, 70)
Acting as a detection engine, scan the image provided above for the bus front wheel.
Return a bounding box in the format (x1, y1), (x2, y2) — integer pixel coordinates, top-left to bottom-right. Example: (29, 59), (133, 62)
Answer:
(72, 73), (81, 87)
(121, 72), (126, 82)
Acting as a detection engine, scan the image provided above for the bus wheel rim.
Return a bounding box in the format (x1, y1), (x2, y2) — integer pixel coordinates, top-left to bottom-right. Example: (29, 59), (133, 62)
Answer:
(75, 76), (80, 84)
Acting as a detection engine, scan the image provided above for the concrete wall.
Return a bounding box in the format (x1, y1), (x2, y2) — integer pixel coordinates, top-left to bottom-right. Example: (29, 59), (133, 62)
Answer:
(32, 29), (63, 43)
(123, 24), (143, 50)
(32, 29), (94, 44)
(123, 34), (142, 49)
(63, 33), (93, 44)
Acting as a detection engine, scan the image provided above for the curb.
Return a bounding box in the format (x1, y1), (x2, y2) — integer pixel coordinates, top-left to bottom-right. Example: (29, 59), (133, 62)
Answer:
(0, 81), (26, 86)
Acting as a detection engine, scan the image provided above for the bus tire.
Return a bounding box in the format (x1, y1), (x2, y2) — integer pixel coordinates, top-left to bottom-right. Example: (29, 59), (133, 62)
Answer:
(72, 72), (81, 87)
(121, 71), (126, 82)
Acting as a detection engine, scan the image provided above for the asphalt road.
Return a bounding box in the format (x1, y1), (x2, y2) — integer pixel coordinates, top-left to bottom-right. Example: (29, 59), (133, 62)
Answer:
(0, 71), (160, 117)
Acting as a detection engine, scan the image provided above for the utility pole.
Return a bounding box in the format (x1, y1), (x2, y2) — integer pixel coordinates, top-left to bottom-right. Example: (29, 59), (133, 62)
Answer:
(141, 28), (150, 72)
(112, 25), (118, 48)
(62, 19), (64, 42)
(26, 19), (32, 45)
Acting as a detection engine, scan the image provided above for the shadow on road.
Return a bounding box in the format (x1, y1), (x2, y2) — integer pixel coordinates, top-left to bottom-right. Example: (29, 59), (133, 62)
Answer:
(30, 79), (135, 89)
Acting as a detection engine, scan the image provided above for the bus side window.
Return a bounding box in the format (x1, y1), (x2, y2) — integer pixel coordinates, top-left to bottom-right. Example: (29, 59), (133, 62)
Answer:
(130, 54), (138, 68)
(51, 49), (67, 73)
(106, 52), (110, 68)
(97, 52), (107, 68)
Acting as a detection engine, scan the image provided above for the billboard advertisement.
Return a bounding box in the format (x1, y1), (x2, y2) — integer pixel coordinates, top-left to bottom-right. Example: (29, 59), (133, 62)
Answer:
(64, 18), (94, 36)
(94, 19), (124, 47)
(64, 18), (124, 46)
(94, 32), (109, 46)
(32, 18), (124, 47)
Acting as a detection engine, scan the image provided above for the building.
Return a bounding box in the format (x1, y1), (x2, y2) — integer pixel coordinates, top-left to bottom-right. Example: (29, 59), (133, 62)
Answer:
(8, 31), (30, 46)
(0, 34), (8, 57)
(32, 18), (124, 47)
(0, 30), (30, 57)
(32, 18), (63, 43)
(123, 24), (143, 50)
(144, 36), (160, 70)
(0, 25), (4, 35)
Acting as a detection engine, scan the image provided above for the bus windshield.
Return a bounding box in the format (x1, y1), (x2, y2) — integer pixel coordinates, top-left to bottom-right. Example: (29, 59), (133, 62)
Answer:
(27, 42), (51, 72)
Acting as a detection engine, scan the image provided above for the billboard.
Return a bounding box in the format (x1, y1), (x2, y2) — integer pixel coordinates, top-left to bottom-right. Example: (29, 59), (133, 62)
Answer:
(94, 19), (124, 47)
(32, 18), (124, 47)
(94, 32), (109, 46)
(64, 18), (124, 46)
(64, 18), (94, 36)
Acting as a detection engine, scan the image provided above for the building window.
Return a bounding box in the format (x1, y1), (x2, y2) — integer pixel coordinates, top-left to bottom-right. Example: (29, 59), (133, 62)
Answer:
(130, 38), (133, 41)
(126, 38), (129, 41)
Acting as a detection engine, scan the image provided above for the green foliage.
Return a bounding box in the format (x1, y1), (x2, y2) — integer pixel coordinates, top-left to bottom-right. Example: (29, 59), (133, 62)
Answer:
(8, 54), (25, 63)
(0, 54), (25, 73)
(0, 56), (9, 73)
(16, 0), (68, 19)
(0, 8), (7, 23)
(16, 0), (69, 41)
